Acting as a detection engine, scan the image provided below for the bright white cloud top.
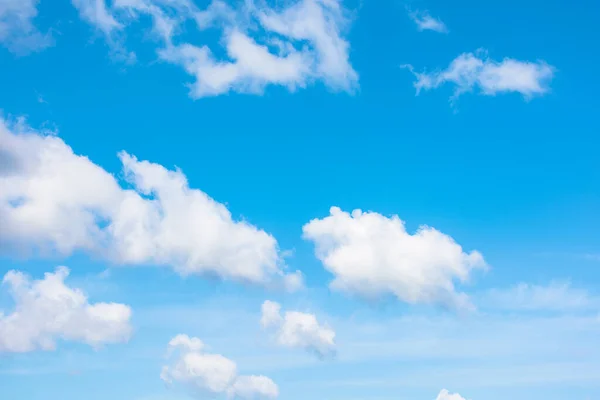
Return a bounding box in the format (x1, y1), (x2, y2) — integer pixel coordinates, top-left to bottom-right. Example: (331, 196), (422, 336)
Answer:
(436, 389), (468, 400)
(0, 0), (52, 54)
(302, 207), (486, 310)
(0, 118), (300, 288)
(405, 50), (554, 101)
(72, 0), (358, 97)
(161, 334), (279, 399)
(0, 266), (132, 353)
(409, 9), (448, 33)
(261, 300), (336, 357)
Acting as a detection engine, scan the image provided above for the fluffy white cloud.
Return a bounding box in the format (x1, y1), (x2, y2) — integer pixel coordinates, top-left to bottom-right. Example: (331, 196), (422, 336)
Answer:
(405, 50), (554, 100)
(436, 389), (467, 400)
(0, 117), (300, 288)
(0, 0), (52, 54)
(408, 10), (448, 33)
(261, 300), (335, 357)
(302, 207), (486, 310)
(161, 334), (279, 399)
(79, 0), (358, 97)
(482, 282), (595, 312)
(0, 266), (132, 353)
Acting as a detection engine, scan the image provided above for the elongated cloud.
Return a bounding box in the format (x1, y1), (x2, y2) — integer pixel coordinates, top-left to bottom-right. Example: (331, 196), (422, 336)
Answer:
(0, 117), (300, 289)
(161, 334), (279, 399)
(0, 266), (132, 353)
(405, 50), (554, 101)
(303, 207), (486, 310)
(79, 0), (358, 97)
(261, 300), (336, 357)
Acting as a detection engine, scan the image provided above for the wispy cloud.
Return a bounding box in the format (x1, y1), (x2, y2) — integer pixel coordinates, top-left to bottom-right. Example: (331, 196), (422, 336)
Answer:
(408, 9), (448, 33)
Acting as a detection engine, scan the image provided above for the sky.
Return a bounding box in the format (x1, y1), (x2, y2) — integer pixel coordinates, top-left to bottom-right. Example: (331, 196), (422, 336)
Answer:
(0, 0), (599, 400)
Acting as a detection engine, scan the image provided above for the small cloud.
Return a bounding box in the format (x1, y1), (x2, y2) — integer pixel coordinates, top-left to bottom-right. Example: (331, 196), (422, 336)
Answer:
(408, 9), (448, 33)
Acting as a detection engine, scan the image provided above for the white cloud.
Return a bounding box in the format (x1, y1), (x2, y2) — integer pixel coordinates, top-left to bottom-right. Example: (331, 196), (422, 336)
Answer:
(161, 334), (279, 399)
(0, 117), (300, 289)
(482, 282), (595, 312)
(405, 50), (554, 101)
(0, 266), (132, 353)
(80, 0), (358, 97)
(260, 300), (335, 357)
(71, 0), (122, 35)
(302, 207), (486, 310)
(435, 389), (467, 400)
(408, 10), (448, 33)
(0, 0), (52, 54)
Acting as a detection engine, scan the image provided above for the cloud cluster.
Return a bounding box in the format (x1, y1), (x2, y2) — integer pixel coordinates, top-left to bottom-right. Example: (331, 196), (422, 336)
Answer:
(74, 0), (358, 97)
(0, 0), (52, 54)
(405, 50), (554, 100)
(408, 10), (448, 33)
(0, 117), (300, 288)
(302, 207), (486, 310)
(0, 266), (132, 353)
(161, 334), (279, 399)
(261, 300), (335, 357)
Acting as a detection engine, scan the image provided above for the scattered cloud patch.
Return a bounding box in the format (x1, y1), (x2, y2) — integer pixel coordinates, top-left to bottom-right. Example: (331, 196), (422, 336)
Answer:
(302, 207), (486, 310)
(0, 266), (132, 353)
(75, 0), (358, 97)
(408, 9), (448, 33)
(482, 282), (595, 312)
(261, 300), (336, 358)
(0, 0), (52, 54)
(0, 117), (301, 289)
(404, 50), (554, 101)
(161, 334), (279, 399)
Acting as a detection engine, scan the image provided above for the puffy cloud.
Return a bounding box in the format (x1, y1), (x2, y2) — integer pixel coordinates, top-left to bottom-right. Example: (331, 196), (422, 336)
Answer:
(482, 282), (595, 312)
(0, 117), (300, 288)
(408, 10), (448, 33)
(260, 300), (336, 357)
(0, 0), (52, 54)
(302, 207), (486, 310)
(161, 334), (278, 399)
(435, 389), (467, 400)
(405, 50), (554, 101)
(0, 266), (132, 353)
(80, 0), (358, 97)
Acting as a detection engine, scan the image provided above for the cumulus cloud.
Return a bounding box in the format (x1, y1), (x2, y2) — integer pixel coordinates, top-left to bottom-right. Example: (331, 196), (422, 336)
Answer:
(260, 300), (335, 357)
(302, 207), (486, 310)
(0, 0), (52, 54)
(161, 334), (279, 399)
(77, 0), (358, 97)
(0, 266), (132, 353)
(408, 10), (448, 33)
(0, 117), (300, 289)
(436, 389), (467, 400)
(482, 282), (596, 312)
(404, 50), (554, 101)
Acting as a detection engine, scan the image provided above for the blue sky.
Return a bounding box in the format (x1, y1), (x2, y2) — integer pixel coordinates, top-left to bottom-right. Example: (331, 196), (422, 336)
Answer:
(0, 1), (599, 400)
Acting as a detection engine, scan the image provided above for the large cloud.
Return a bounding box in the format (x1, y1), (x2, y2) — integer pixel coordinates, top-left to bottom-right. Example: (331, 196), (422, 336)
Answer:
(0, 266), (132, 353)
(261, 300), (335, 357)
(302, 207), (486, 310)
(161, 334), (279, 399)
(0, 117), (300, 288)
(77, 0), (358, 97)
(404, 50), (554, 101)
